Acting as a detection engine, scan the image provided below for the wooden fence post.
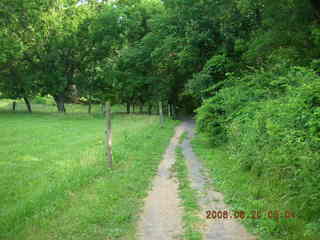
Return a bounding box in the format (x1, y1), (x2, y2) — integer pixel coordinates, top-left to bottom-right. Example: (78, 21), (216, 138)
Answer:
(105, 101), (113, 169)
(12, 101), (16, 112)
(159, 101), (164, 128)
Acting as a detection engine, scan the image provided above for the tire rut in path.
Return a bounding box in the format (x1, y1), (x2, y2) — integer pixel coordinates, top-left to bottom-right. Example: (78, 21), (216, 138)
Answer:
(180, 119), (256, 240)
(136, 124), (185, 240)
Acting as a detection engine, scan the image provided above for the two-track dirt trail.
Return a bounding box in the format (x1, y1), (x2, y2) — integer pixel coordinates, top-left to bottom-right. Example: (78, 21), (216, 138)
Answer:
(137, 120), (256, 240)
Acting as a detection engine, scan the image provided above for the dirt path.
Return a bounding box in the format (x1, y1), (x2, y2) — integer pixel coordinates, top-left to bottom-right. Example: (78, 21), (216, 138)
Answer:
(180, 120), (256, 240)
(136, 124), (185, 240)
(137, 120), (256, 240)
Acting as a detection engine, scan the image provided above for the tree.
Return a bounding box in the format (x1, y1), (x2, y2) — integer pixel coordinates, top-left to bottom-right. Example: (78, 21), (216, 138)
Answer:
(0, 0), (58, 112)
(76, 2), (125, 112)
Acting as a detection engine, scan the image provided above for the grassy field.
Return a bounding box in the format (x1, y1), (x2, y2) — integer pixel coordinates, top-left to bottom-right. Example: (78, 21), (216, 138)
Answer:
(0, 99), (126, 114)
(0, 101), (178, 240)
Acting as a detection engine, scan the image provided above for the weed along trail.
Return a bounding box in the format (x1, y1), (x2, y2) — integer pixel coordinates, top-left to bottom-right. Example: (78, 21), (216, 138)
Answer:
(179, 120), (256, 240)
(137, 124), (184, 240)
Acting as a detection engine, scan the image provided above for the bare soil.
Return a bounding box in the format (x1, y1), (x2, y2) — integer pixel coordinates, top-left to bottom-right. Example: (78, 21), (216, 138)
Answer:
(136, 124), (185, 240)
(137, 120), (256, 240)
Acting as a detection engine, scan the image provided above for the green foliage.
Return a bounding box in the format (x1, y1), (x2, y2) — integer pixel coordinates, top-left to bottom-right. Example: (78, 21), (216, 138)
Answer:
(196, 66), (320, 239)
(32, 95), (55, 105)
(188, 54), (234, 100)
(0, 0), (55, 102)
(37, 3), (124, 103)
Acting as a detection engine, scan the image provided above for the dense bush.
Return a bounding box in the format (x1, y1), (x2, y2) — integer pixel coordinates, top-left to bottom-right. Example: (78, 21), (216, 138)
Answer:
(187, 54), (234, 101)
(196, 66), (320, 238)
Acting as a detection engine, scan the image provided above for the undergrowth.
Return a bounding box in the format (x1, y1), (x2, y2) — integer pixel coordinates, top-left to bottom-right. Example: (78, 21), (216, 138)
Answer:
(194, 65), (320, 240)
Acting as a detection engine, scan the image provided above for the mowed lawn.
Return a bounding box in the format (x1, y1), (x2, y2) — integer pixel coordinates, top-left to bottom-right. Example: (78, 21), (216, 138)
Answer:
(0, 102), (178, 240)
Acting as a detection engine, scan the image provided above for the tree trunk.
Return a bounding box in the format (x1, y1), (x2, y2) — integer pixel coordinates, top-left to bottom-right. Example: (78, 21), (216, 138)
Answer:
(159, 101), (164, 128)
(126, 103), (130, 114)
(88, 103), (92, 114)
(105, 101), (113, 169)
(165, 104), (168, 116)
(54, 94), (66, 113)
(101, 103), (105, 114)
(172, 104), (176, 120)
(12, 101), (16, 112)
(23, 97), (32, 113)
(140, 104), (144, 113)
(88, 97), (92, 114)
(148, 104), (153, 115)
(168, 104), (171, 118)
(132, 104), (135, 113)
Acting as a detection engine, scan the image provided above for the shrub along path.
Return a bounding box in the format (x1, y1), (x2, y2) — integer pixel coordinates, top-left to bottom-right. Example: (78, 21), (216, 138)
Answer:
(136, 120), (256, 240)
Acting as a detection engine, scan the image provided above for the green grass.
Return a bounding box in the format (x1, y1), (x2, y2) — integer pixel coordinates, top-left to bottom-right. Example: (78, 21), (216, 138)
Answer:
(172, 144), (203, 240)
(0, 103), (178, 240)
(0, 98), (127, 114)
(179, 131), (188, 144)
(192, 134), (317, 240)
